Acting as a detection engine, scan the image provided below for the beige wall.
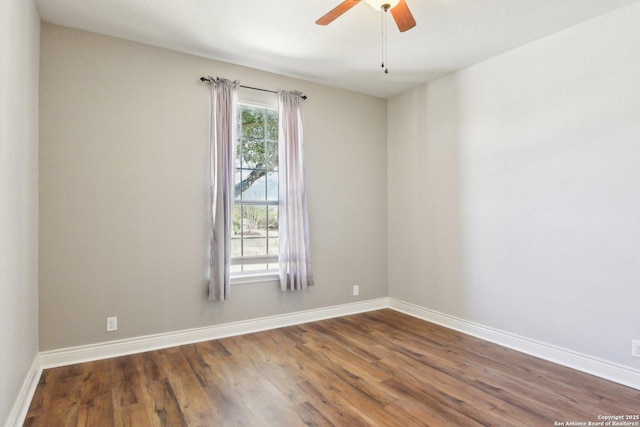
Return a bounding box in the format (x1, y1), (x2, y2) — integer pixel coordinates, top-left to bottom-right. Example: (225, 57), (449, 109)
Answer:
(39, 24), (387, 351)
(388, 2), (640, 368)
(0, 0), (40, 423)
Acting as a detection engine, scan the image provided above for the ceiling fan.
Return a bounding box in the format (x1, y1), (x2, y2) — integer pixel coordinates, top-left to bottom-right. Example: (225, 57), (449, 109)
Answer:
(316, 0), (416, 32)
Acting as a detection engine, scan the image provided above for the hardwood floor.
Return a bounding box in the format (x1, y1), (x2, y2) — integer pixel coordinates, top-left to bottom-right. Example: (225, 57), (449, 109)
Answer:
(25, 309), (639, 426)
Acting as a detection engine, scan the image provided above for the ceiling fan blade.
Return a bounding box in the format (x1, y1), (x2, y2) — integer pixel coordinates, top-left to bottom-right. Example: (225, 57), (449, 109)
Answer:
(390, 0), (416, 32)
(316, 0), (360, 25)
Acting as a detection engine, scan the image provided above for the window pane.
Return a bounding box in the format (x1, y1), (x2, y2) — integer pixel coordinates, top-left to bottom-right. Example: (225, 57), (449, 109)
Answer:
(266, 171), (278, 201)
(236, 139), (265, 169)
(267, 238), (279, 255)
(235, 140), (242, 169)
(266, 109), (278, 140)
(267, 206), (278, 237)
(237, 169), (267, 201)
(231, 238), (242, 257)
(241, 107), (265, 139)
(238, 138), (266, 169)
(243, 238), (267, 256)
(232, 205), (243, 238)
(243, 206), (266, 235)
(266, 140), (278, 171)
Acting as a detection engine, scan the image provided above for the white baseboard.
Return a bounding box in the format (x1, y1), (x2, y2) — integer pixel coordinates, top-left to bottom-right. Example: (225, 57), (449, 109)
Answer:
(389, 298), (640, 391)
(39, 298), (389, 369)
(4, 355), (42, 427)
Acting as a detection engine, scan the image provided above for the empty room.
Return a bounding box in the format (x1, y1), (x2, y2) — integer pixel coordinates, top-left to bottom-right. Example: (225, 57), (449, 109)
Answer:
(2, 0), (640, 425)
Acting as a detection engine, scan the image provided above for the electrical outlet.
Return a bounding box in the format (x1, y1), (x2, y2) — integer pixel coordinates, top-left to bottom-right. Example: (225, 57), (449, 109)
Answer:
(107, 316), (118, 332)
(353, 285), (359, 296)
(633, 339), (640, 358)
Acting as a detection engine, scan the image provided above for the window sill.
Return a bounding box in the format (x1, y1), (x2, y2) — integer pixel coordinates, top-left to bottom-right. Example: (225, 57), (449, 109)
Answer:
(230, 272), (280, 285)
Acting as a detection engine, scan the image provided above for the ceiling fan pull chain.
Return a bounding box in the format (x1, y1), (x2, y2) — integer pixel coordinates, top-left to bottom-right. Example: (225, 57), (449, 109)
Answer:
(382, 6), (389, 73)
(380, 8), (385, 70)
(385, 10), (389, 74)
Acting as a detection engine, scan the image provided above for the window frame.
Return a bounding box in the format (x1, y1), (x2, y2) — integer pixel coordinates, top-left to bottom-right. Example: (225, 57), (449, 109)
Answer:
(230, 94), (280, 283)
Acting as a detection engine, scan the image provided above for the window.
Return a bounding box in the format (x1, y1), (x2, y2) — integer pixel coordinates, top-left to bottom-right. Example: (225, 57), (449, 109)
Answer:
(231, 102), (279, 277)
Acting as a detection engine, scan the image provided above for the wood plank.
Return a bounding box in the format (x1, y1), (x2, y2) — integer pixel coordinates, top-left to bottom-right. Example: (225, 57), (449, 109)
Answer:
(24, 309), (640, 426)
(154, 347), (223, 426)
(143, 378), (189, 426)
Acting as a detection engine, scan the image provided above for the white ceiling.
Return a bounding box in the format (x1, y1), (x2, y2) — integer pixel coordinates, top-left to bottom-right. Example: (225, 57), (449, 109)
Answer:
(35, 0), (639, 98)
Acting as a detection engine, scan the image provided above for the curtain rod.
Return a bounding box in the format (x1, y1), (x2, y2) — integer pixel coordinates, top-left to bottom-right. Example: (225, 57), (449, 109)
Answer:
(199, 77), (307, 100)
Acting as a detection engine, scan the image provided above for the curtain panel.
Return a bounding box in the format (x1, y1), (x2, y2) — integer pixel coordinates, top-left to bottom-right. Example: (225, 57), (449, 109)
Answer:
(278, 91), (314, 291)
(208, 77), (239, 301)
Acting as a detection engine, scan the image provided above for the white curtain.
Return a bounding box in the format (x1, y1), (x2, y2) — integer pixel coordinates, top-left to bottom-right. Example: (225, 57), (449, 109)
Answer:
(278, 91), (314, 291)
(208, 77), (239, 301)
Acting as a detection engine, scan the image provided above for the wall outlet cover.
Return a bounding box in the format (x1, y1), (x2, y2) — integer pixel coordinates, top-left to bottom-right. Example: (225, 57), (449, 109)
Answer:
(107, 316), (118, 332)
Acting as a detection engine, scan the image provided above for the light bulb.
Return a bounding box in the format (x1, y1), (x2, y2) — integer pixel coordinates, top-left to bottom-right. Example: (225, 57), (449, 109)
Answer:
(364, 0), (401, 11)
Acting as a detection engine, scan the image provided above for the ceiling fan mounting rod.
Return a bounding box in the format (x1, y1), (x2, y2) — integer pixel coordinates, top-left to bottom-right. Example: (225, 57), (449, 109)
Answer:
(364, 0), (400, 11)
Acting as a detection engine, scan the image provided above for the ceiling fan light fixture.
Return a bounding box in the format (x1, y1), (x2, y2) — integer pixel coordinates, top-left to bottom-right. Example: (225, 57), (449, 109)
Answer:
(364, 0), (400, 11)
